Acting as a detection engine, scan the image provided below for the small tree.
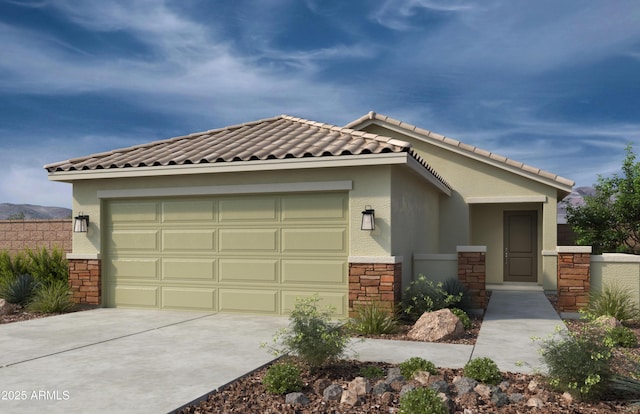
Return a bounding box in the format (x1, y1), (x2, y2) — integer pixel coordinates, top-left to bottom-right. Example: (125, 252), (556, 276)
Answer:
(566, 145), (640, 254)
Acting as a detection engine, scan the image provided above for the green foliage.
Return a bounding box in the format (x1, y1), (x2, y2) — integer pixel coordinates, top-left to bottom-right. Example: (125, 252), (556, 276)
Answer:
(398, 387), (448, 414)
(0, 250), (30, 280)
(359, 365), (385, 379)
(27, 247), (69, 286)
(0, 273), (39, 306)
(539, 328), (612, 400)
(399, 357), (438, 379)
(610, 375), (640, 404)
(7, 212), (25, 220)
(450, 307), (471, 330)
(350, 300), (399, 335)
(264, 295), (350, 368)
(581, 282), (639, 322)
(27, 279), (75, 313)
(463, 357), (501, 385)
(442, 278), (471, 310)
(566, 145), (640, 254)
(401, 275), (463, 322)
(262, 362), (303, 395)
(605, 326), (638, 348)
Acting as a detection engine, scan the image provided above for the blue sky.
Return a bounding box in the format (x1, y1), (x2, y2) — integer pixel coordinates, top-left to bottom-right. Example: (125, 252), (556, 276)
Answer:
(1, 0), (640, 208)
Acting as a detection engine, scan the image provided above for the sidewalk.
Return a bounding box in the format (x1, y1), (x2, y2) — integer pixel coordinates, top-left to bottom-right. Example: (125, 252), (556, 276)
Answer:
(353, 290), (565, 374)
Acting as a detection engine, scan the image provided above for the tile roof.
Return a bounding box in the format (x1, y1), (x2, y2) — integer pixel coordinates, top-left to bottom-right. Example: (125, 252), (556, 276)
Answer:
(44, 114), (451, 189)
(346, 111), (575, 189)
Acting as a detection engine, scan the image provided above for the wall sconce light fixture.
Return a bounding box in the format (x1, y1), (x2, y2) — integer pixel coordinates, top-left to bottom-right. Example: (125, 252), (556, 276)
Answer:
(74, 214), (89, 233)
(361, 206), (375, 231)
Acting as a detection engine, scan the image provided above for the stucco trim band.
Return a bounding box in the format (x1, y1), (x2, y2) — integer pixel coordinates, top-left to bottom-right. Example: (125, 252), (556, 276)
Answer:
(591, 253), (640, 263)
(413, 253), (457, 261)
(67, 253), (101, 260)
(466, 195), (547, 204)
(456, 246), (487, 253)
(557, 246), (592, 253)
(348, 256), (403, 264)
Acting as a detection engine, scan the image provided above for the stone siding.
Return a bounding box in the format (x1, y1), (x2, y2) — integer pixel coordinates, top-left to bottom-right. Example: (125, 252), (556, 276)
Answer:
(557, 249), (591, 312)
(68, 259), (101, 305)
(348, 262), (402, 317)
(457, 250), (487, 309)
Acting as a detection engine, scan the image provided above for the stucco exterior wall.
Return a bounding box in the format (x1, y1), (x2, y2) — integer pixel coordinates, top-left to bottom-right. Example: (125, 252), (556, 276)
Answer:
(591, 254), (640, 308)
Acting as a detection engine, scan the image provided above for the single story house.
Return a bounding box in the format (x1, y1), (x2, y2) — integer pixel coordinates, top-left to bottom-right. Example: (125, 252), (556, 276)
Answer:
(45, 112), (574, 316)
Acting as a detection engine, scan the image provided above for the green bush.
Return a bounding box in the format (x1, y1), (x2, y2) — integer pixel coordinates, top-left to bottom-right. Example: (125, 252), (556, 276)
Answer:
(450, 307), (471, 330)
(399, 357), (438, 379)
(605, 326), (638, 348)
(359, 365), (386, 379)
(27, 247), (69, 286)
(0, 273), (39, 306)
(463, 357), (501, 385)
(582, 282), (639, 322)
(28, 279), (75, 313)
(402, 275), (462, 322)
(262, 362), (303, 395)
(264, 295), (350, 368)
(351, 300), (399, 335)
(539, 329), (612, 400)
(0, 250), (29, 280)
(398, 387), (448, 414)
(610, 375), (640, 404)
(442, 278), (471, 310)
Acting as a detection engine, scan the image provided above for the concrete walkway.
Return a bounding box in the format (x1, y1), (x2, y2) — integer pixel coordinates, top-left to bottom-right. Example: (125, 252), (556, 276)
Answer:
(353, 290), (565, 374)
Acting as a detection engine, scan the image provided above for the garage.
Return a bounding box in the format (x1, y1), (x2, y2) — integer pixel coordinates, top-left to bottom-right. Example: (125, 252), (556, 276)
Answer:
(104, 192), (349, 316)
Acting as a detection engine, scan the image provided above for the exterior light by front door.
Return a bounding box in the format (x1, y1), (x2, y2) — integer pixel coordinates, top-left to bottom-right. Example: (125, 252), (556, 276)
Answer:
(361, 206), (375, 231)
(74, 214), (89, 233)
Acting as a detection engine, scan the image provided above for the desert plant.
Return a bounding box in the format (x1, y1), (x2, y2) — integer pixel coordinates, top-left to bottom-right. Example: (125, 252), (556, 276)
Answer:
(359, 365), (386, 379)
(398, 387), (448, 414)
(262, 362), (303, 395)
(27, 246), (69, 286)
(27, 279), (75, 313)
(442, 278), (471, 310)
(264, 295), (350, 368)
(605, 326), (638, 348)
(581, 283), (639, 322)
(539, 328), (612, 400)
(350, 300), (399, 335)
(463, 357), (501, 385)
(450, 307), (471, 330)
(402, 275), (463, 322)
(610, 375), (640, 405)
(399, 357), (438, 379)
(0, 273), (39, 306)
(0, 250), (29, 280)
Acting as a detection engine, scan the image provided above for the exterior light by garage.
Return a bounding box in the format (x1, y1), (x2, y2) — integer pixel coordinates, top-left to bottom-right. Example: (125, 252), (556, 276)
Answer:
(361, 206), (375, 231)
(73, 214), (89, 233)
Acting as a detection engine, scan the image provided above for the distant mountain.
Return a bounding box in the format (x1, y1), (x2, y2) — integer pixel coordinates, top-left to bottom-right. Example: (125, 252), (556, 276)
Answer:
(558, 186), (595, 224)
(0, 203), (72, 220)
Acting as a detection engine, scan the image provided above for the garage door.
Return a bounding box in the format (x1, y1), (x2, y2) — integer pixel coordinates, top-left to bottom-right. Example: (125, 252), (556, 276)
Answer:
(104, 193), (349, 316)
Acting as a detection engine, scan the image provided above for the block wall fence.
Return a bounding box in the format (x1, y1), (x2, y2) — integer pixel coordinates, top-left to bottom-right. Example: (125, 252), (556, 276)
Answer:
(0, 219), (72, 255)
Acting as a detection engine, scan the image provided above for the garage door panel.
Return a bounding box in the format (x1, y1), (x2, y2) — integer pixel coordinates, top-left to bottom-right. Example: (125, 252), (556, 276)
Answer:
(219, 259), (278, 282)
(109, 258), (159, 279)
(162, 259), (216, 280)
(110, 202), (158, 223)
(110, 230), (159, 251)
(162, 230), (215, 251)
(219, 229), (278, 251)
(219, 289), (278, 313)
(162, 200), (215, 222)
(282, 194), (347, 221)
(114, 286), (158, 308)
(282, 229), (346, 253)
(282, 260), (346, 284)
(162, 287), (215, 310)
(219, 197), (277, 221)
(282, 291), (346, 316)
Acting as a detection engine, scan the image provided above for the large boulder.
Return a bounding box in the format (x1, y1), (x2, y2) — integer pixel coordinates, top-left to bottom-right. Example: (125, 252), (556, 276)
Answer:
(0, 299), (18, 316)
(408, 309), (464, 342)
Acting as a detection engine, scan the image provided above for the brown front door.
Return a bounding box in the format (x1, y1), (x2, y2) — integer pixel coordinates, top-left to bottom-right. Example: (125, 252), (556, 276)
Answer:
(504, 211), (537, 283)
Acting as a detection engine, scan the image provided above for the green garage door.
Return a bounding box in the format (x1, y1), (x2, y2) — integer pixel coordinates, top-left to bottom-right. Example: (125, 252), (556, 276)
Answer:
(104, 193), (349, 316)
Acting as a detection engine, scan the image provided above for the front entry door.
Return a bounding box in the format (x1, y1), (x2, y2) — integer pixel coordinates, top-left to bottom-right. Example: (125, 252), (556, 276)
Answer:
(504, 211), (537, 283)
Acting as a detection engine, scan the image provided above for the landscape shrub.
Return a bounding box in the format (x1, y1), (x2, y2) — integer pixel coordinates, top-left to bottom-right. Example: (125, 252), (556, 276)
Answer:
(581, 282), (639, 322)
(0, 250), (29, 280)
(262, 362), (303, 395)
(28, 279), (74, 313)
(610, 375), (640, 405)
(27, 247), (69, 286)
(401, 275), (463, 322)
(539, 328), (612, 400)
(0, 273), (39, 306)
(605, 326), (638, 348)
(463, 357), (501, 385)
(359, 365), (385, 379)
(399, 357), (438, 379)
(398, 387), (448, 414)
(264, 295), (350, 368)
(442, 278), (471, 310)
(450, 307), (471, 330)
(350, 300), (399, 335)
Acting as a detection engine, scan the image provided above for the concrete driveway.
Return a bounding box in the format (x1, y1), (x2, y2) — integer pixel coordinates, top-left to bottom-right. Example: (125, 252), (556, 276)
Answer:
(0, 309), (288, 414)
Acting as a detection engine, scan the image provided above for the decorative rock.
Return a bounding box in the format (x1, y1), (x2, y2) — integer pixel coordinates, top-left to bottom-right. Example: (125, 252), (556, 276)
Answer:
(399, 384), (416, 397)
(388, 379), (406, 392)
(491, 391), (510, 407)
(385, 367), (404, 383)
(0, 299), (17, 316)
(561, 391), (574, 404)
(348, 376), (372, 396)
(340, 388), (360, 406)
(322, 384), (343, 402)
(285, 392), (310, 406)
(498, 380), (510, 392)
(527, 379), (539, 392)
(453, 377), (478, 395)
(509, 393), (524, 403)
(526, 397), (544, 408)
(380, 391), (395, 405)
(593, 315), (621, 329)
(408, 309), (465, 341)
(372, 380), (392, 395)
(313, 378), (332, 395)
(438, 392), (451, 410)
(474, 383), (492, 398)
(414, 370), (431, 385)
(458, 392), (479, 407)
(429, 380), (449, 394)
